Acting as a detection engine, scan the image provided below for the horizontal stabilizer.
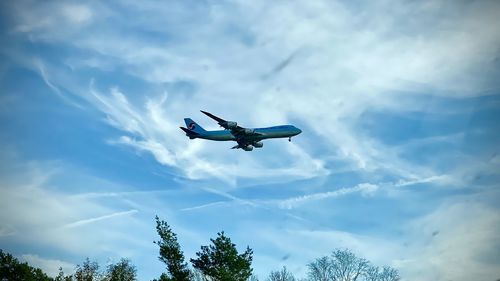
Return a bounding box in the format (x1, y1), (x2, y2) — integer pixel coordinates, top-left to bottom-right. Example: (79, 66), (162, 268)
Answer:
(180, 127), (200, 139)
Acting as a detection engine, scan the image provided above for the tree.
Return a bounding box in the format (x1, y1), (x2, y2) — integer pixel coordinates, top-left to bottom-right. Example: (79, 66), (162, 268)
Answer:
(55, 267), (73, 281)
(330, 249), (369, 281)
(0, 250), (52, 281)
(267, 266), (295, 281)
(105, 258), (137, 281)
(364, 266), (400, 281)
(307, 249), (400, 281)
(191, 231), (253, 281)
(153, 216), (191, 281)
(307, 256), (333, 281)
(75, 258), (101, 281)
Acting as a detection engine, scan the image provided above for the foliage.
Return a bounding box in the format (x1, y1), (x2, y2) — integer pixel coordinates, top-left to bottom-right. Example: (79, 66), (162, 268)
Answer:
(104, 258), (137, 281)
(191, 231), (253, 281)
(153, 216), (191, 281)
(75, 258), (101, 281)
(0, 249), (52, 281)
(267, 266), (296, 281)
(55, 267), (73, 281)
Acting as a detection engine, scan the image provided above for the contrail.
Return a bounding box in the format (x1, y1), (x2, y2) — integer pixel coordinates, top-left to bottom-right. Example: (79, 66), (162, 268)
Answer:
(180, 201), (228, 212)
(62, 209), (138, 229)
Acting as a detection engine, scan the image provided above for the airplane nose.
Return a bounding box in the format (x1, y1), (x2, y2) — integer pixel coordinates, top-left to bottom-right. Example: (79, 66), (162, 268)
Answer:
(296, 128), (302, 135)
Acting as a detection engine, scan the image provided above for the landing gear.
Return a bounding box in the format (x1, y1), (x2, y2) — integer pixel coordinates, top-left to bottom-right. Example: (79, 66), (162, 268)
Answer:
(289, 137), (291, 142)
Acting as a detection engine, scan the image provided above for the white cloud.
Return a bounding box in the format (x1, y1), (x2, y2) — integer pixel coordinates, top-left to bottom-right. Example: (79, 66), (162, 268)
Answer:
(3, 2), (500, 279)
(60, 4), (92, 24)
(7, 0), (499, 186)
(398, 195), (500, 281)
(21, 254), (75, 277)
(11, 2), (93, 35)
(249, 224), (400, 278)
(0, 158), (154, 259)
(0, 225), (16, 237)
(87, 84), (328, 185)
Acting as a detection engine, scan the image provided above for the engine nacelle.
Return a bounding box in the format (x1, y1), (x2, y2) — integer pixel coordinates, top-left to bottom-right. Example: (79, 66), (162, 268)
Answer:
(244, 128), (255, 134)
(243, 145), (254, 151)
(225, 121), (237, 129)
(253, 141), (263, 148)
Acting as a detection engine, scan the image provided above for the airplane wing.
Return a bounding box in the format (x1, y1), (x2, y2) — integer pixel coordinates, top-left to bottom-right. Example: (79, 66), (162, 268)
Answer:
(200, 110), (263, 140)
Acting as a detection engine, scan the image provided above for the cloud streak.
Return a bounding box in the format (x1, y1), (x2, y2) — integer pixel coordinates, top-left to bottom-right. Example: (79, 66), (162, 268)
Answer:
(269, 183), (379, 210)
(61, 209), (139, 229)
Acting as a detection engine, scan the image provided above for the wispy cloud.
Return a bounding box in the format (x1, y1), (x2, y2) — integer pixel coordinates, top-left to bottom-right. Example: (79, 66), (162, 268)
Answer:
(8, 0), (498, 188)
(2, 1), (500, 280)
(33, 58), (84, 109)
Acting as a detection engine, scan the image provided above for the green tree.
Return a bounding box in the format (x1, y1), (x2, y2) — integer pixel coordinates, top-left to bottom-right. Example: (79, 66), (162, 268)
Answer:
(75, 258), (101, 281)
(267, 266), (295, 281)
(0, 250), (52, 281)
(153, 216), (190, 281)
(105, 258), (137, 281)
(190, 231), (253, 281)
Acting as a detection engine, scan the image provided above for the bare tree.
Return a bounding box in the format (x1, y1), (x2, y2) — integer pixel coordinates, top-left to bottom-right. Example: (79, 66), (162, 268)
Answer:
(267, 266), (296, 281)
(308, 249), (385, 281)
(364, 265), (401, 281)
(330, 249), (369, 281)
(307, 256), (333, 281)
(364, 266), (380, 281)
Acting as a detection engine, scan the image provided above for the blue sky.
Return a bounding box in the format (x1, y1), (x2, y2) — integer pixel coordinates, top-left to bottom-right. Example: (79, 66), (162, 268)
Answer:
(1, 1), (500, 280)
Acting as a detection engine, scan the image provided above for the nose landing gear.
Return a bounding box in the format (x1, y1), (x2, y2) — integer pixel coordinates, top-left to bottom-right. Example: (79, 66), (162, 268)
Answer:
(289, 137), (291, 142)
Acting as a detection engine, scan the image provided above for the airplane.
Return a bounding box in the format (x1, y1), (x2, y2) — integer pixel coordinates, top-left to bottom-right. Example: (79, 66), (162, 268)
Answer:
(180, 110), (302, 151)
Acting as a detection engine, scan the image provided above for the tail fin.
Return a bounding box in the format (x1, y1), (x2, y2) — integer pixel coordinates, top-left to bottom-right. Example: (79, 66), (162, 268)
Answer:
(184, 118), (206, 134)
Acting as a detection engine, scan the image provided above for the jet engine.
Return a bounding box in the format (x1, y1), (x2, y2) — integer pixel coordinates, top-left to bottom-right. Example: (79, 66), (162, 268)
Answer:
(243, 145), (254, 151)
(253, 141), (263, 148)
(225, 121), (237, 129)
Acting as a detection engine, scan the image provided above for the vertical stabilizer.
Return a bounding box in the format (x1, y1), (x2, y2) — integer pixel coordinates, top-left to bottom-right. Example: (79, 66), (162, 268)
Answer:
(184, 118), (206, 133)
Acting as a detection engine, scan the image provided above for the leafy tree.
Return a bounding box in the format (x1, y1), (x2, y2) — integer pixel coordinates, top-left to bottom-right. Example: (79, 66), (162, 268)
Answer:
(0, 250), (52, 281)
(105, 258), (137, 281)
(190, 268), (206, 281)
(267, 266), (295, 281)
(75, 258), (101, 281)
(191, 231), (253, 281)
(153, 216), (190, 281)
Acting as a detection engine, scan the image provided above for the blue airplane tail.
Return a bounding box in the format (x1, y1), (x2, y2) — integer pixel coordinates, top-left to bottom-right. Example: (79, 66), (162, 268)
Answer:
(184, 118), (206, 134)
